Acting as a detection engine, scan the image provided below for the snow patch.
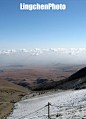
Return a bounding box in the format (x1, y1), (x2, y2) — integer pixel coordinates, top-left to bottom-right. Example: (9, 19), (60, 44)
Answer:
(7, 89), (86, 119)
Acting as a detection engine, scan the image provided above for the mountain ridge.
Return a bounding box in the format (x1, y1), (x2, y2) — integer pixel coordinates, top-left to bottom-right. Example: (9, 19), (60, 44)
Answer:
(31, 67), (86, 91)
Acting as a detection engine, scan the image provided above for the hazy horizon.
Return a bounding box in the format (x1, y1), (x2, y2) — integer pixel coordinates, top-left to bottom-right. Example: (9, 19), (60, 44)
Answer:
(0, 48), (86, 67)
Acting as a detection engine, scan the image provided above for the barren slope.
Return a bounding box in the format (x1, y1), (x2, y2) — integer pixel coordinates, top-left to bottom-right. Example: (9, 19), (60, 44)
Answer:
(0, 81), (28, 119)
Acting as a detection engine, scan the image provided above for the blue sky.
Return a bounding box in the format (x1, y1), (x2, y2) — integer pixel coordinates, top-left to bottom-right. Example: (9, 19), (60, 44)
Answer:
(0, 0), (86, 50)
(0, 0), (86, 66)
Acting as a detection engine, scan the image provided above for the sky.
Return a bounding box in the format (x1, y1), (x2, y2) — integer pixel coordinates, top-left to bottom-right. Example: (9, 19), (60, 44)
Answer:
(0, 0), (86, 66)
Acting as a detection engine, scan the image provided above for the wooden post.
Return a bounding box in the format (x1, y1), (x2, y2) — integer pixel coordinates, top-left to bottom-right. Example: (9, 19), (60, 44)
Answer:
(48, 102), (51, 119)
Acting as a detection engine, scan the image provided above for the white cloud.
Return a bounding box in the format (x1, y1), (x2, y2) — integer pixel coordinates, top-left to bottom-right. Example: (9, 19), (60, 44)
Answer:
(0, 48), (86, 56)
(22, 49), (29, 52)
(43, 49), (49, 51)
(0, 48), (86, 66)
(30, 48), (42, 56)
(11, 49), (17, 53)
(0, 49), (17, 55)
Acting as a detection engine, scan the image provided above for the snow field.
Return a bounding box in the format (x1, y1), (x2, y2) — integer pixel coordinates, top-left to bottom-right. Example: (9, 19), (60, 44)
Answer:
(8, 89), (86, 119)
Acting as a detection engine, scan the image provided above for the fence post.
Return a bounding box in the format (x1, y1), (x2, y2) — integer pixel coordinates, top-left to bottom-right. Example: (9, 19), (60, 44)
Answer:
(48, 102), (51, 119)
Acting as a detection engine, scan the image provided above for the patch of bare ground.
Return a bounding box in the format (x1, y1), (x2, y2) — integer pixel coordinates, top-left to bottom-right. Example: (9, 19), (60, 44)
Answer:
(0, 81), (29, 119)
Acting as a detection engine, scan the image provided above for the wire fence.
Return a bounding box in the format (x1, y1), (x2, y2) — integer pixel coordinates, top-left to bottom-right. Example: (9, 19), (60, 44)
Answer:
(14, 102), (86, 119)
(3, 101), (86, 119)
(19, 106), (47, 119)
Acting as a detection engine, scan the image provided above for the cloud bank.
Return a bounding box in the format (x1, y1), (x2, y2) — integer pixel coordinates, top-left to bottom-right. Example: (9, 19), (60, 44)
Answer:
(0, 48), (86, 66)
(0, 48), (86, 55)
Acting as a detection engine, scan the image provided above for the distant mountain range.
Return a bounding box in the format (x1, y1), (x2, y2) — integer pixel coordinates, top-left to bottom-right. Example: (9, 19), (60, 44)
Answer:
(32, 67), (86, 91)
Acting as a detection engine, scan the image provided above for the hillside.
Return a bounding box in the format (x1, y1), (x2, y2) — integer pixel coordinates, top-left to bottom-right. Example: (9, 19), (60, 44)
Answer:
(32, 67), (86, 91)
(7, 89), (86, 119)
(0, 81), (29, 119)
(0, 66), (86, 118)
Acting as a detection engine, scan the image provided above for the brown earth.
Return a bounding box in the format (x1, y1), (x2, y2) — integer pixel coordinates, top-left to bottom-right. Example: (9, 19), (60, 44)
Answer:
(0, 64), (85, 88)
(0, 64), (85, 118)
(32, 67), (86, 91)
(0, 81), (29, 119)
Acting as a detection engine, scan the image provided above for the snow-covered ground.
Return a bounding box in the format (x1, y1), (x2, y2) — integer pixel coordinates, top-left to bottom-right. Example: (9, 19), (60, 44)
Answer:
(7, 89), (86, 119)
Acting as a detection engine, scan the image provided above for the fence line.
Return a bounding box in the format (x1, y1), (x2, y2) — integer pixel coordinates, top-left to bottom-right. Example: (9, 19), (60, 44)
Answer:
(51, 104), (85, 108)
(19, 102), (86, 118)
(8, 102), (86, 119)
(19, 105), (47, 119)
